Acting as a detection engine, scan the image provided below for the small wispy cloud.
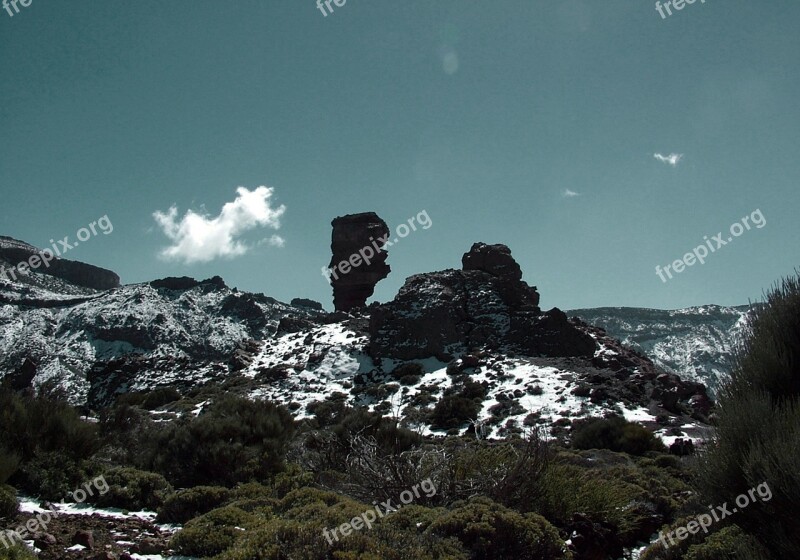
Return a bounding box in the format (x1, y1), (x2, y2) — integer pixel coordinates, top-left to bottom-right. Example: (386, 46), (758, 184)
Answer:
(153, 186), (286, 264)
(259, 234), (286, 248)
(562, 189), (580, 198)
(654, 152), (684, 167)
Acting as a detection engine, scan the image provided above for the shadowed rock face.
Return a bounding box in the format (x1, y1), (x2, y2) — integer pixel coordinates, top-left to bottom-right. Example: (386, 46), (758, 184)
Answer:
(0, 236), (120, 290)
(462, 242), (523, 282)
(328, 212), (390, 312)
(369, 242), (596, 360)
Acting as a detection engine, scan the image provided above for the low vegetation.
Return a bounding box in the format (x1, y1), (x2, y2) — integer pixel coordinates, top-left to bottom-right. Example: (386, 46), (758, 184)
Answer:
(0, 274), (797, 559)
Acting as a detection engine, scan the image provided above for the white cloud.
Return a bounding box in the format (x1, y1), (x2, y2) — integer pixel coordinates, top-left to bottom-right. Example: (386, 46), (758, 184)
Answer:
(153, 186), (286, 264)
(654, 152), (684, 167)
(562, 189), (580, 198)
(260, 234), (286, 248)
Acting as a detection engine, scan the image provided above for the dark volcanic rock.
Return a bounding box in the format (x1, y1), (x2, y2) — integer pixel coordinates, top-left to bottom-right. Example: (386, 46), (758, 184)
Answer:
(1, 356), (37, 391)
(150, 276), (227, 291)
(328, 213), (391, 312)
(72, 529), (95, 549)
(291, 298), (324, 311)
(462, 242), (523, 282)
(150, 276), (200, 290)
(0, 236), (119, 290)
(369, 243), (595, 360)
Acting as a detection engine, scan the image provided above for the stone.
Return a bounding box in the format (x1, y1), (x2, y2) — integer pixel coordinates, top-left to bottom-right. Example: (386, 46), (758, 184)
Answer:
(72, 529), (94, 549)
(34, 533), (57, 548)
(134, 538), (163, 555)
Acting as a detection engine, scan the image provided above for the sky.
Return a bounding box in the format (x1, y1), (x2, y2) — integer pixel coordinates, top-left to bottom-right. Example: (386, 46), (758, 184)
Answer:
(1, 0), (799, 311)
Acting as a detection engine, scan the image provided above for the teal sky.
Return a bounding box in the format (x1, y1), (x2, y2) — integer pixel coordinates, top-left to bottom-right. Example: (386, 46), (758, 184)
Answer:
(1, 1), (798, 311)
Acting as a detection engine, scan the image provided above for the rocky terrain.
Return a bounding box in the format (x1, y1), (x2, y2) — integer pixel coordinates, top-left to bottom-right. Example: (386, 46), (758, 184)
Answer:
(8, 498), (173, 560)
(0, 233), (712, 447)
(571, 305), (753, 395)
(0, 223), (760, 560)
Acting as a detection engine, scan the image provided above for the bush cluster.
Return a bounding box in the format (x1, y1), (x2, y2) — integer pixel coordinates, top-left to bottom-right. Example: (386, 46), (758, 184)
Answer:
(158, 485), (232, 523)
(89, 467), (173, 511)
(695, 273), (800, 558)
(0, 484), (18, 520)
(8, 274), (800, 559)
(571, 416), (666, 455)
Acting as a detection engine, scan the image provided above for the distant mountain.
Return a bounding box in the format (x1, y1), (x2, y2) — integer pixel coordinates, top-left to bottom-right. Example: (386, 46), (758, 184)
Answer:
(570, 305), (754, 395)
(0, 238), (714, 446)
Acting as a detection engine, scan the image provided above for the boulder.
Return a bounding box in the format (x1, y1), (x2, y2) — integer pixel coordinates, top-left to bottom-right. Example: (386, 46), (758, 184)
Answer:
(72, 529), (94, 549)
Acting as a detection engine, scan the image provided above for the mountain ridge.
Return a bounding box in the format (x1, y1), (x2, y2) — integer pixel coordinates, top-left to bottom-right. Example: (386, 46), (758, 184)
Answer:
(0, 237), (718, 449)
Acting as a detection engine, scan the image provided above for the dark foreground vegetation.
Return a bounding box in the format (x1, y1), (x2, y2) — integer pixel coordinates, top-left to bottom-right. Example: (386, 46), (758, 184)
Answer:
(1, 274), (798, 560)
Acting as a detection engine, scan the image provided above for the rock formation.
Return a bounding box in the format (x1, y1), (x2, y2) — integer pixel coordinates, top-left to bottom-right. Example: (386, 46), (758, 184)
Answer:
(150, 276), (227, 291)
(369, 242), (596, 360)
(0, 236), (120, 290)
(328, 212), (390, 312)
(290, 298), (324, 311)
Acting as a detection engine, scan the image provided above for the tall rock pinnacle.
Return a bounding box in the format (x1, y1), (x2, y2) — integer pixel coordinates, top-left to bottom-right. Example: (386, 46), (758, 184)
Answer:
(328, 212), (391, 312)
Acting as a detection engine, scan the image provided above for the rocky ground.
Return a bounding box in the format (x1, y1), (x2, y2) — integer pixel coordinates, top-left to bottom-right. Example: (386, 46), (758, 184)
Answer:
(6, 502), (175, 559)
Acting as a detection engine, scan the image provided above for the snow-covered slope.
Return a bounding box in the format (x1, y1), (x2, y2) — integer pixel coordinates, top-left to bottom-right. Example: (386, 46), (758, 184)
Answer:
(243, 321), (710, 443)
(571, 305), (753, 395)
(0, 275), (314, 403)
(0, 239), (718, 446)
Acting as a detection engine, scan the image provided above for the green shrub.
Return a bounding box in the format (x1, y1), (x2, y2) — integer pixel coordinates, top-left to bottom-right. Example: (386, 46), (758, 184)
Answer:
(216, 519), (335, 560)
(426, 496), (570, 560)
(146, 395), (296, 487)
(90, 467), (173, 511)
(158, 485), (231, 523)
(430, 396), (480, 429)
(0, 543), (38, 560)
(14, 452), (89, 500)
(297, 406), (423, 475)
(0, 390), (99, 498)
(571, 416), (665, 455)
(0, 389), (100, 463)
(684, 526), (771, 560)
(391, 362), (425, 381)
(307, 398), (348, 427)
(696, 274), (800, 558)
(429, 380), (489, 430)
(534, 462), (641, 531)
(217, 504), (467, 560)
(0, 448), (20, 485)
(171, 505), (259, 557)
(0, 484), (18, 520)
(443, 434), (550, 510)
(117, 387), (182, 410)
(262, 467), (315, 499)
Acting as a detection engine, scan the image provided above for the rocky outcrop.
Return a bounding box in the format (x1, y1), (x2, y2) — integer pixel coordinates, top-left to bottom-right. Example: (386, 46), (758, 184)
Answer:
(327, 213), (390, 312)
(291, 298), (324, 311)
(150, 276), (227, 291)
(1, 357), (37, 391)
(462, 242), (523, 282)
(0, 236), (119, 290)
(369, 243), (596, 360)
